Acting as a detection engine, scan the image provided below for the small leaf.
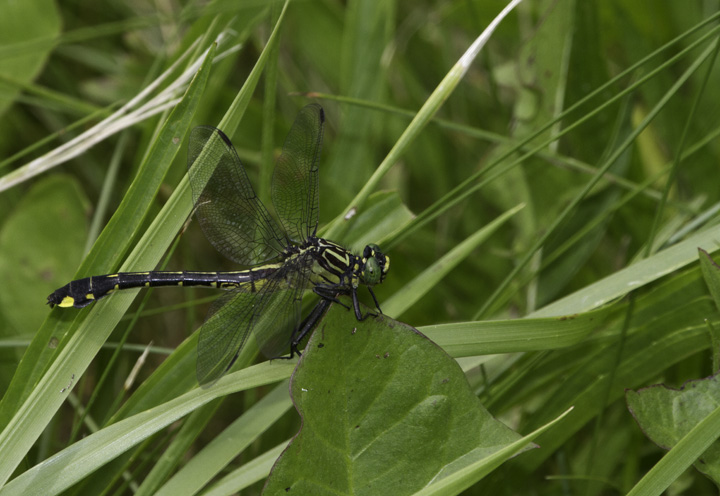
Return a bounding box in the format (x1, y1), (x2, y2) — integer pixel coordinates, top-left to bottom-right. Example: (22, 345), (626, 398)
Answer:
(0, 0), (61, 118)
(0, 175), (88, 332)
(264, 302), (528, 495)
(627, 374), (720, 484)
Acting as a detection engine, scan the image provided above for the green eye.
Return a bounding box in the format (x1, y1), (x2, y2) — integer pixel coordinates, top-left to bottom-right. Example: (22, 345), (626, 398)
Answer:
(363, 257), (382, 285)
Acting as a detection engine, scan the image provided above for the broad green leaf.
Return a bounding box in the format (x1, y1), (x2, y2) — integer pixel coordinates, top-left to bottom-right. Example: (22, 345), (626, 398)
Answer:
(263, 303), (528, 495)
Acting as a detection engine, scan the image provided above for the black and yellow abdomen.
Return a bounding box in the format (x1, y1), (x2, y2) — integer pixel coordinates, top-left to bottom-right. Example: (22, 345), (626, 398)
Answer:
(47, 268), (278, 309)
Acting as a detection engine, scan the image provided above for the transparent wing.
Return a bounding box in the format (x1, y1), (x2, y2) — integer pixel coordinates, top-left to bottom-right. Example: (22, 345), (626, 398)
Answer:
(195, 253), (314, 386)
(189, 126), (286, 266)
(254, 253), (314, 358)
(195, 288), (257, 387)
(271, 104), (324, 243)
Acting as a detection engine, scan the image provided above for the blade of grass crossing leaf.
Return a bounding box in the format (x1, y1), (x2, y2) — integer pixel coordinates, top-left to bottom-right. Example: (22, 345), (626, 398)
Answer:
(625, 403), (720, 496)
(383, 204), (524, 318)
(0, 42), (217, 487)
(414, 408), (573, 496)
(516, 322), (713, 473)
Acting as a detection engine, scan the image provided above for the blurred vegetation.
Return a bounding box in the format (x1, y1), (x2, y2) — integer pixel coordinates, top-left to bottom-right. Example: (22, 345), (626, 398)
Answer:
(1, 0), (720, 494)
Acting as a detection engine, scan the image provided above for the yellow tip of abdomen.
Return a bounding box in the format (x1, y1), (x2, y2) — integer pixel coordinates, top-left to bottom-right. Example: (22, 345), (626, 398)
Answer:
(59, 296), (76, 308)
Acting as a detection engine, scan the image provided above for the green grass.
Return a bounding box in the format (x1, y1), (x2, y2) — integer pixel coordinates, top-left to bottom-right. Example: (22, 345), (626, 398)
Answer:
(1, 1), (720, 494)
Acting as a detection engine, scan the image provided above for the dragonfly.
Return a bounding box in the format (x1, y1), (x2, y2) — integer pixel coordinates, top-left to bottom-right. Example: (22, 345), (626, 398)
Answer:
(47, 104), (390, 386)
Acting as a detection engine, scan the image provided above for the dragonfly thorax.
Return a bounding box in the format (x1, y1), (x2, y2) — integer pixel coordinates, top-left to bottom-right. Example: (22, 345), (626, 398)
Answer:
(304, 238), (389, 290)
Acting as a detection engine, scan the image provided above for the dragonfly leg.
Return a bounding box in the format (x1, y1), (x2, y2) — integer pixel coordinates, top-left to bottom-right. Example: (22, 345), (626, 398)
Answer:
(290, 298), (333, 355)
(367, 287), (383, 314)
(351, 286), (378, 321)
(313, 285), (350, 310)
(313, 284), (377, 321)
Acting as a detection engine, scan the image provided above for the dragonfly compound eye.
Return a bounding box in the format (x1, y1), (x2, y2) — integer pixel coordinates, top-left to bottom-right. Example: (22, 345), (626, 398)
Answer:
(362, 257), (382, 285)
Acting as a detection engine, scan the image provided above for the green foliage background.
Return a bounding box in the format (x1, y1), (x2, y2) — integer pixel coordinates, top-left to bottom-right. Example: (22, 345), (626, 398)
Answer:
(1, 0), (720, 494)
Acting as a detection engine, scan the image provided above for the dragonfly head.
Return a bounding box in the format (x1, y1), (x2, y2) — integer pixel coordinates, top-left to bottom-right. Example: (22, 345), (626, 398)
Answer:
(360, 244), (389, 286)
